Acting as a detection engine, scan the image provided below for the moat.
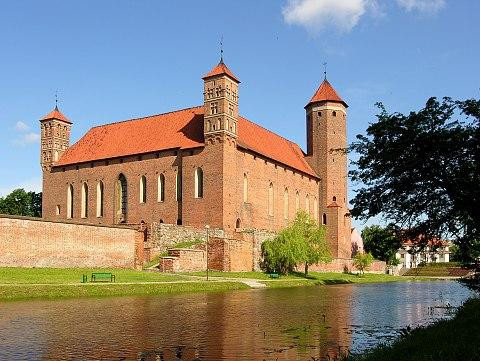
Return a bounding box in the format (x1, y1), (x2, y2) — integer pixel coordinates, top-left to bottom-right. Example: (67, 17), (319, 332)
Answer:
(0, 281), (472, 360)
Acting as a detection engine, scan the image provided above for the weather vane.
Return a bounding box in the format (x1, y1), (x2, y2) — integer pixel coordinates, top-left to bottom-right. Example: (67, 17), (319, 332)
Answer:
(323, 62), (327, 80)
(55, 90), (58, 109)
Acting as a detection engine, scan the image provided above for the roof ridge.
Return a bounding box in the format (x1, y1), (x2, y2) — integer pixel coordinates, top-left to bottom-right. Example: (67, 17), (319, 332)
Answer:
(89, 105), (203, 129)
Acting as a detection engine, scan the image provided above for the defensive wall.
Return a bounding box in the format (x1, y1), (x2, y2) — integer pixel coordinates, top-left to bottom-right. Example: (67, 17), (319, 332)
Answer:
(0, 215), (141, 268)
(0, 216), (385, 273)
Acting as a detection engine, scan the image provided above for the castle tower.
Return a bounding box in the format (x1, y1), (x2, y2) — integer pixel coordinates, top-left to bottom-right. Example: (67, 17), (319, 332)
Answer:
(305, 79), (351, 258)
(202, 58), (240, 139)
(201, 58), (240, 232)
(39, 106), (72, 172)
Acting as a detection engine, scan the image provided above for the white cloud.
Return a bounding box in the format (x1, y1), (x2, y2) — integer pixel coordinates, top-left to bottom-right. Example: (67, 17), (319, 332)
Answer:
(15, 121), (30, 132)
(282, 0), (377, 34)
(0, 176), (42, 197)
(12, 120), (39, 146)
(13, 132), (40, 146)
(396, 0), (445, 13)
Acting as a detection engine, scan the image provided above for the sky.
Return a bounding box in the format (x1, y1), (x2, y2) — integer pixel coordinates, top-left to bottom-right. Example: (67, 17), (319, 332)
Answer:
(0, 0), (478, 229)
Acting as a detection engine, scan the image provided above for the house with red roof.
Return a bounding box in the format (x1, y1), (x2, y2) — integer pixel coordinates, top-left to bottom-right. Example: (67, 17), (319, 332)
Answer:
(39, 57), (352, 260)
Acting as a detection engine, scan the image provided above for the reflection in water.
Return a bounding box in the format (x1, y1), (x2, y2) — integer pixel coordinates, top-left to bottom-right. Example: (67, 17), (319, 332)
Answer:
(0, 281), (472, 360)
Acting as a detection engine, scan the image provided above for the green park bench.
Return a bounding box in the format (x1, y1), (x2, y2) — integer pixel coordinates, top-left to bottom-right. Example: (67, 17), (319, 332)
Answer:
(268, 273), (279, 279)
(91, 272), (116, 282)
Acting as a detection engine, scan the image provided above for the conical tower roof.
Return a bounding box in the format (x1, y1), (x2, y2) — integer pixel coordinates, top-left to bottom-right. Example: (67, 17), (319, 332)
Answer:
(40, 106), (72, 124)
(202, 60), (240, 83)
(306, 79), (347, 108)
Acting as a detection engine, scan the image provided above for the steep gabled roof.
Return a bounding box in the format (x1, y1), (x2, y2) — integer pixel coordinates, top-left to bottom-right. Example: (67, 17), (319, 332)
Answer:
(55, 106), (316, 177)
(40, 106), (72, 124)
(306, 79), (347, 108)
(202, 60), (240, 83)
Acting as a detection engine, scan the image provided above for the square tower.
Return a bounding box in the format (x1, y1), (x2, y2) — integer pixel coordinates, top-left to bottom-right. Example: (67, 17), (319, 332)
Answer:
(39, 106), (72, 172)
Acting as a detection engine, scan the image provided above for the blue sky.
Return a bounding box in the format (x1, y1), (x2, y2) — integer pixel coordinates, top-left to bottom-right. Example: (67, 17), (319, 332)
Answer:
(0, 0), (478, 228)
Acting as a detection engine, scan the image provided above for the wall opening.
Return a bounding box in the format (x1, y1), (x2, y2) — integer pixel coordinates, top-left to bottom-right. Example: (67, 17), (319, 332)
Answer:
(96, 181), (104, 217)
(67, 184), (74, 219)
(194, 168), (204, 198)
(157, 174), (165, 202)
(140, 175), (147, 203)
(81, 182), (88, 218)
(116, 173), (128, 223)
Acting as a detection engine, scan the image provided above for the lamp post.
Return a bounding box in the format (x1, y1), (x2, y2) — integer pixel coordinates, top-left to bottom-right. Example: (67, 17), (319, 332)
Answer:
(205, 224), (210, 281)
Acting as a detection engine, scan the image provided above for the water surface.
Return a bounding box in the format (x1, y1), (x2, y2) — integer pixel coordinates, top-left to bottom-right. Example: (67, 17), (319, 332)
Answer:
(0, 280), (472, 360)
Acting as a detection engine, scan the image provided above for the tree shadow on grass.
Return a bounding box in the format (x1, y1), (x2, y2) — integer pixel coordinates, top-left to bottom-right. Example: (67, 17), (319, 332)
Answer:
(322, 279), (353, 285)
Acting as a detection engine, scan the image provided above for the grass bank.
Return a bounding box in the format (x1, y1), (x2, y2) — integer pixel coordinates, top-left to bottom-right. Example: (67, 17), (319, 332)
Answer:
(0, 268), (429, 302)
(0, 281), (249, 302)
(0, 267), (188, 284)
(185, 271), (428, 288)
(0, 267), (249, 302)
(346, 298), (480, 361)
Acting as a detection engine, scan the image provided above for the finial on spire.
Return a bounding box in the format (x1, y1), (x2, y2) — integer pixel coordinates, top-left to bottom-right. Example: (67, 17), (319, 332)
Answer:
(323, 62), (327, 80)
(220, 35), (224, 64)
(55, 90), (58, 110)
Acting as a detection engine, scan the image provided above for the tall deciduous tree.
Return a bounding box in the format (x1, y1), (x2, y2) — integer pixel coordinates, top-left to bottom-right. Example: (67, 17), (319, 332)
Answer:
(362, 225), (401, 265)
(261, 211), (331, 275)
(0, 189), (42, 217)
(350, 97), (479, 262)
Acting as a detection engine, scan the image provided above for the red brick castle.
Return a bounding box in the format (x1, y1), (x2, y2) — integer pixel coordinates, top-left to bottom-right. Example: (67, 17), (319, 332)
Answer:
(40, 58), (352, 259)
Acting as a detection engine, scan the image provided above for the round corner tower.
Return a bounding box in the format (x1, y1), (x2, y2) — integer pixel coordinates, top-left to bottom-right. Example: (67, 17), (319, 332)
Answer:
(305, 79), (352, 259)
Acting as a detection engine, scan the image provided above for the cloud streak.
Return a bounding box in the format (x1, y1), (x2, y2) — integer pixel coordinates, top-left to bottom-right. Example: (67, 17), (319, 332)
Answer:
(396, 0), (445, 13)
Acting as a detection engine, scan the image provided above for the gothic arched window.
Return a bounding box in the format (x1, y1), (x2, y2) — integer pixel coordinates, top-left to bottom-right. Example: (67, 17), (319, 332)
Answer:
(81, 182), (88, 218)
(176, 172), (182, 201)
(157, 174), (165, 202)
(243, 174), (248, 203)
(194, 168), (203, 198)
(323, 213), (327, 225)
(305, 194), (310, 215)
(283, 187), (289, 220)
(295, 191), (300, 212)
(96, 181), (104, 217)
(268, 182), (274, 216)
(140, 175), (147, 203)
(67, 184), (74, 219)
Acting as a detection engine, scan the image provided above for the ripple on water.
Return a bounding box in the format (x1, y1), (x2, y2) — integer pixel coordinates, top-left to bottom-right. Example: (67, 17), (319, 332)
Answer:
(0, 280), (473, 360)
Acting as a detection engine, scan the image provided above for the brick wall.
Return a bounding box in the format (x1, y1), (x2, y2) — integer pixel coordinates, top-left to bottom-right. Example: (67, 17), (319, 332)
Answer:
(309, 258), (386, 274)
(0, 215), (140, 268)
(150, 222), (223, 257)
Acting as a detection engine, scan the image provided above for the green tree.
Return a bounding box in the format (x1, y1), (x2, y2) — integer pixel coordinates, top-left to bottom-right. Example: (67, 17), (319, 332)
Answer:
(350, 97), (479, 263)
(353, 252), (374, 275)
(362, 225), (401, 265)
(261, 211), (331, 275)
(0, 189), (42, 217)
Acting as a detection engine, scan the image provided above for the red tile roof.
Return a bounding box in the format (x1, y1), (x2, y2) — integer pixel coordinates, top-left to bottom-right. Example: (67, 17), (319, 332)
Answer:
(40, 106), (72, 124)
(202, 61), (240, 83)
(55, 106), (316, 177)
(307, 79), (347, 108)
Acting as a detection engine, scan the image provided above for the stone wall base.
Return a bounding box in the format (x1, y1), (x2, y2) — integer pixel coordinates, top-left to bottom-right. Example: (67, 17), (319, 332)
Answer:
(308, 258), (386, 274)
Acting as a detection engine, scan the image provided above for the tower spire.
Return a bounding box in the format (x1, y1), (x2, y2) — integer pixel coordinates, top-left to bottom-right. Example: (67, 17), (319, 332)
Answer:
(220, 35), (224, 64)
(55, 90), (58, 110)
(323, 62), (327, 80)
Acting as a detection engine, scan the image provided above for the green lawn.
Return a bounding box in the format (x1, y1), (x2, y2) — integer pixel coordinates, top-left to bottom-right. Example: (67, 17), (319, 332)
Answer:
(0, 267), (187, 284)
(0, 268), (430, 302)
(185, 270), (424, 285)
(346, 298), (480, 361)
(0, 281), (250, 302)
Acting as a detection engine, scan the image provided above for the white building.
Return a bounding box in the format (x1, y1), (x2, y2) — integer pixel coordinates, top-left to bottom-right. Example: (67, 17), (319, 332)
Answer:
(396, 240), (450, 269)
